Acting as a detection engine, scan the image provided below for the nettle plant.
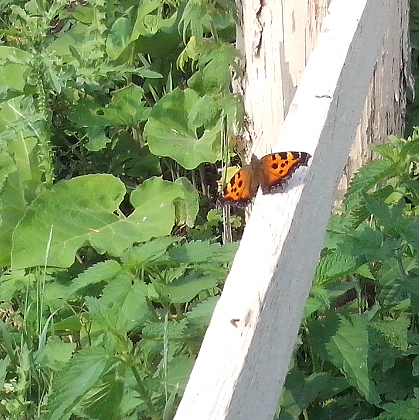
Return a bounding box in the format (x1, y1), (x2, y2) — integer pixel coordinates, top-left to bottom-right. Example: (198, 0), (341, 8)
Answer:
(0, 0), (242, 419)
(278, 131), (419, 420)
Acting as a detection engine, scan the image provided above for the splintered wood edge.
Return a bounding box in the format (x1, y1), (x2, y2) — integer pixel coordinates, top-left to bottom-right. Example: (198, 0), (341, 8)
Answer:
(174, 1), (397, 419)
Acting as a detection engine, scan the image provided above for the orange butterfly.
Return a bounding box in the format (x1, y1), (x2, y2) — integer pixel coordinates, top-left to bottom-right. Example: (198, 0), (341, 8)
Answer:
(217, 151), (311, 207)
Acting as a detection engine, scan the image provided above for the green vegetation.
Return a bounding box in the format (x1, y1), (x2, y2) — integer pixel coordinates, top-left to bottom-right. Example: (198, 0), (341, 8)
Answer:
(0, 0), (240, 418)
(278, 133), (419, 419)
(0, 1), (418, 420)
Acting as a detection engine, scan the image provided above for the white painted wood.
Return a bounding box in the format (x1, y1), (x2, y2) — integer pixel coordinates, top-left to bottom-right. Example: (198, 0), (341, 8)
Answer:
(174, 1), (398, 419)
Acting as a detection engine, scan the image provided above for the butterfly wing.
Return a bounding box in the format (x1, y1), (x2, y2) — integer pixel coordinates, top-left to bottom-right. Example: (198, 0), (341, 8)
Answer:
(259, 151), (311, 194)
(217, 164), (259, 207)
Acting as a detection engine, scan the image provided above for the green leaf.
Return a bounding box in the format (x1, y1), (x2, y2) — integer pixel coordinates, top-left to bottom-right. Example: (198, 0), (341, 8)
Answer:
(45, 346), (110, 420)
(106, 0), (169, 59)
(85, 127), (112, 152)
(179, 0), (212, 41)
(185, 296), (219, 329)
(198, 43), (241, 93)
(89, 177), (192, 257)
(162, 271), (222, 303)
(34, 336), (76, 371)
(173, 177), (199, 227)
(168, 240), (222, 263)
(144, 88), (221, 169)
(77, 373), (124, 420)
(344, 159), (395, 212)
(279, 370), (330, 420)
(165, 354), (195, 393)
(121, 236), (178, 267)
(11, 176), (193, 268)
(70, 260), (123, 295)
(11, 174), (126, 269)
(400, 219), (419, 250)
(315, 252), (359, 284)
(0, 355), (10, 390)
(0, 172), (28, 266)
(369, 315), (409, 372)
(100, 276), (151, 331)
(72, 5), (95, 24)
(311, 313), (380, 406)
(69, 84), (150, 128)
(373, 392), (419, 420)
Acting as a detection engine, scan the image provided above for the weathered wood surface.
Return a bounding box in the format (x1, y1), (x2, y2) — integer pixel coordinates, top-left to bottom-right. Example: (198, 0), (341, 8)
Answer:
(337, 0), (410, 202)
(234, 0), (330, 156)
(174, 1), (407, 419)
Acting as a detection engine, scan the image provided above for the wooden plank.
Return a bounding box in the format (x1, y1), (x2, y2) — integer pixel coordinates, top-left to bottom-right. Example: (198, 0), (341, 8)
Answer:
(174, 1), (396, 419)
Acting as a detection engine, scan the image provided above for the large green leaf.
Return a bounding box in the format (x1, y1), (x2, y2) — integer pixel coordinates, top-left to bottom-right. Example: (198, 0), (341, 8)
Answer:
(168, 240), (223, 263)
(12, 175), (197, 269)
(144, 88), (221, 169)
(34, 336), (76, 371)
(90, 176), (197, 256)
(11, 174), (125, 269)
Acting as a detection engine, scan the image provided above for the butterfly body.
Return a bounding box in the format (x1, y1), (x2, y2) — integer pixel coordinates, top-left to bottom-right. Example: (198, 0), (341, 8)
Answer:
(218, 151), (311, 207)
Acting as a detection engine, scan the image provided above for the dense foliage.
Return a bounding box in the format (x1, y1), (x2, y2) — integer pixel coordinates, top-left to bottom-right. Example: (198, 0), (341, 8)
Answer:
(0, 0), (241, 419)
(278, 133), (419, 420)
(0, 1), (418, 420)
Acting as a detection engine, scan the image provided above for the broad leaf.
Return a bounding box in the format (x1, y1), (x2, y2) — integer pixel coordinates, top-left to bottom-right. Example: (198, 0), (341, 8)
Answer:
(12, 175), (196, 268)
(144, 88), (221, 169)
(11, 174), (125, 269)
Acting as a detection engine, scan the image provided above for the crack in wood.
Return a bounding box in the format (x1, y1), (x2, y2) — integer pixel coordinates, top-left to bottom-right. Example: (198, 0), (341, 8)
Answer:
(252, 0), (265, 56)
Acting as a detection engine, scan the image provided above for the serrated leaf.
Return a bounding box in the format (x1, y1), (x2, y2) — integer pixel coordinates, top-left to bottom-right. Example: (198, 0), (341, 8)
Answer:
(70, 260), (122, 294)
(369, 316), (409, 372)
(374, 395), (419, 420)
(315, 253), (358, 284)
(185, 296), (218, 329)
(45, 346), (110, 420)
(279, 370), (330, 420)
(400, 219), (419, 250)
(101, 276), (151, 331)
(142, 320), (186, 340)
(179, 1), (212, 41)
(162, 271), (222, 303)
(188, 94), (217, 126)
(78, 373), (124, 420)
(344, 159), (394, 212)
(121, 236), (178, 267)
(165, 354), (195, 393)
(168, 240), (221, 263)
(311, 313), (380, 405)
